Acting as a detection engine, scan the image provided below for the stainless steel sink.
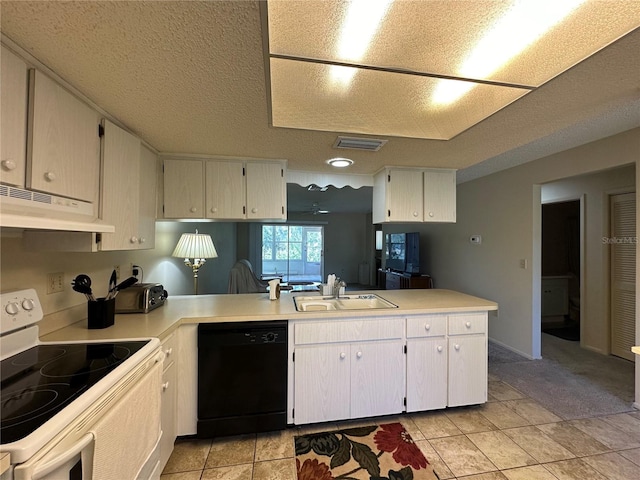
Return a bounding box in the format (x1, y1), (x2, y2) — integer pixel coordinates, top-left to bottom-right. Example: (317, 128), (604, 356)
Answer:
(293, 294), (398, 312)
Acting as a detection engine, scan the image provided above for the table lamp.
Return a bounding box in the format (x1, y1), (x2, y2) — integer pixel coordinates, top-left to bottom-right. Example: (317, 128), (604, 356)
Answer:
(172, 230), (218, 294)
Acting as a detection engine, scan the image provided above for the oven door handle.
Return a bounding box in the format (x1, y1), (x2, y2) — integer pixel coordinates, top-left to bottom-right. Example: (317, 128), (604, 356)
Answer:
(32, 432), (94, 479)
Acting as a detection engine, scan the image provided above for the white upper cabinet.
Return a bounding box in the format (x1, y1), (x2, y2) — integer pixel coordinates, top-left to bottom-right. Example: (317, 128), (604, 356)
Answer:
(373, 167), (456, 223)
(205, 160), (245, 219)
(1, 46), (28, 187)
(424, 169), (456, 222)
(373, 168), (423, 223)
(165, 158), (286, 221)
(163, 159), (204, 219)
(27, 70), (100, 203)
(245, 161), (286, 220)
(138, 144), (158, 248)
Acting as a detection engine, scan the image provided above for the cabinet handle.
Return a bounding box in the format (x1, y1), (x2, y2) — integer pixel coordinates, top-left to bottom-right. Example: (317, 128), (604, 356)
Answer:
(165, 347), (173, 357)
(437, 345), (443, 352)
(356, 351), (363, 358)
(44, 171), (56, 182)
(412, 211), (419, 217)
(454, 344), (460, 351)
(130, 236), (138, 244)
(190, 207), (197, 213)
(139, 237), (146, 244)
(465, 322), (471, 328)
(1, 160), (16, 171)
(162, 381), (170, 391)
(340, 352), (346, 359)
(251, 207), (258, 214)
(428, 212), (434, 217)
(211, 207), (218, 213)
(425, 324), (431, 331)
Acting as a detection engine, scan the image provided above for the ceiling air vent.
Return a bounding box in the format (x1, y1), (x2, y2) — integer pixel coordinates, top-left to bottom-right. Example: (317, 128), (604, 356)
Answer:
(333, 136), (388, 152)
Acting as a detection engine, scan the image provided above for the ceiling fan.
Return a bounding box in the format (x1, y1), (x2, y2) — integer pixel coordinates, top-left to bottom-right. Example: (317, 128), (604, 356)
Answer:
(304, 202), (330, 215)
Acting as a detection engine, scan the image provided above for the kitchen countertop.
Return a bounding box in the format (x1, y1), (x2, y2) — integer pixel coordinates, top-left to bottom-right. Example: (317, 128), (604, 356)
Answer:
(41, 289), (498, 343)
(633, 346), (640, 355)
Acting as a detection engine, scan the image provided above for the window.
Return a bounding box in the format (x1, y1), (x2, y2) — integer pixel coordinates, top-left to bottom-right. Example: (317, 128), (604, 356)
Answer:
(261, 225), (323, 282)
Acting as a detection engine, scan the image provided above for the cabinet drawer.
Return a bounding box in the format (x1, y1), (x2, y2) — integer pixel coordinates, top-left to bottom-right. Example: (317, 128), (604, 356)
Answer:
(448, 313), (487, 335)
(161, 331), (178, 369)
(406, 315), (447, 338)
(294, 317), (404, 345)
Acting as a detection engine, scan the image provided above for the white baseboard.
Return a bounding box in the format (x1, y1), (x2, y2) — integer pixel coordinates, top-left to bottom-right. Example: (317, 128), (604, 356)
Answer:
(489, 337), (537, 360)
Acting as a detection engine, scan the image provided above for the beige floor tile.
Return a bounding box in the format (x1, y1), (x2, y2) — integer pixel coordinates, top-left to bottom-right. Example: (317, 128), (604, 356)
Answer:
(467, 430), (538, 470)
(620, 447), (640, 466)
(569, 417), (640, 450)
(163, 438), (212, 474)
(254, 458), (296, 480)
(205, 434), (256, 469)
(628, 411), (640, 421)
(581, 452), (640, 480)
(445, 407), (499, 434)
(429, 435), (498, 477)
(536, 422), (610, 457)
(488, 373), (501, 382)
(201, 463), (253, 479)
(600, 413), (640, 440)
(399, 416), (426, 441)
(256, 429), (294, 461)
(160, 472), (203, 480)
(488, 381), (526, 401)
(543, 458), (608, 480)
(477, 402), (530, 429)
(411, 411), (462, 439)
(415, 439), (455, 480)
(502, 426), (575, 463)
(455, 472), (508, 480)
(500, 464), (559, 480)
(502, 399), (562, 425)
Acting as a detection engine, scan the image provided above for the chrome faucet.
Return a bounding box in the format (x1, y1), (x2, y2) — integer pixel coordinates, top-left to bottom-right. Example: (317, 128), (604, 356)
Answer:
(333, 278), (346, 299)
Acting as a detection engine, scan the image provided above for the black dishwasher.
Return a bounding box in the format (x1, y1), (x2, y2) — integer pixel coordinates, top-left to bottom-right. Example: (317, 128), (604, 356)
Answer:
(197, 321), (288, 437)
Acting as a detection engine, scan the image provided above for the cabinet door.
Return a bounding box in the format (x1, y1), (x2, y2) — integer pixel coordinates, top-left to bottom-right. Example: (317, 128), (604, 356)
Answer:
(406, 338), (447, 411)
(28, 70), (100, 202)
(100, 120), (141, 251)
(386, 169), (423, 222)
(448, 336), (487, 407)
(350, 340), (405, 419)
(138, 145), (157, 249)
(1, 46), (28, 187)
(205, 160), (245, 219)
(245, 162), (286, 220)
(294, 344), (350, 424)
(423, 169), (456, 222)
(160, 360), (177, 471)
(163, 159), (204, 218)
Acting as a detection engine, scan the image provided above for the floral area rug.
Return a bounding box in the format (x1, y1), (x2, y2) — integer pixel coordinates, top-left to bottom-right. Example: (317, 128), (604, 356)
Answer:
(294, 422), (439, 480)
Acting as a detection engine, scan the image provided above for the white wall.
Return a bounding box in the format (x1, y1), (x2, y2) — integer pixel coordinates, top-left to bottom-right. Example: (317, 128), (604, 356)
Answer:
(417, 128), (638, 360)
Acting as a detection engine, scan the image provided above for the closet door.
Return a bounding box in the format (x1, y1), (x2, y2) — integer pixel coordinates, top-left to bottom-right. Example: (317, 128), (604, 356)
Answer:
(610, 192), (636, 361)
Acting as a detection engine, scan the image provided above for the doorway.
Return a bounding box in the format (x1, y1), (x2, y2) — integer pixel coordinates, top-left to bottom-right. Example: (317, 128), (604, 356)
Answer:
(609, 192), (636, 361)
(541, 200), (581, 341)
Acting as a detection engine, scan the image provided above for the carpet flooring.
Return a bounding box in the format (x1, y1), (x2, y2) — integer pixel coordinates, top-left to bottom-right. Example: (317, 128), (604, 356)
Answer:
(489, 334), (636, 420)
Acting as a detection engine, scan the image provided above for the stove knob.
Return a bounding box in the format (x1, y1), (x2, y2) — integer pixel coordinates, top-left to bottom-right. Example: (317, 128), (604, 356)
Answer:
(22, 298), (35, 310)
(5, 302), (20, 315)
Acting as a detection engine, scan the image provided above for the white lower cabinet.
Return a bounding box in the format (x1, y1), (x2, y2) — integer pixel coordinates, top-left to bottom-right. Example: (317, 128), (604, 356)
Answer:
(159, 332), (178, 471)
(292, 311), (488, 424)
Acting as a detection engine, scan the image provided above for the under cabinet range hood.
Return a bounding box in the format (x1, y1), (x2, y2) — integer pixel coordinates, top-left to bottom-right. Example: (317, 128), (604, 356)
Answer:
(0, 184), (115, 232)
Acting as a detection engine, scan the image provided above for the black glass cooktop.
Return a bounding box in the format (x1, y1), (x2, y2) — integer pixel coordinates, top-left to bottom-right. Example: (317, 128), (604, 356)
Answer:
(0, 341), (148, 444)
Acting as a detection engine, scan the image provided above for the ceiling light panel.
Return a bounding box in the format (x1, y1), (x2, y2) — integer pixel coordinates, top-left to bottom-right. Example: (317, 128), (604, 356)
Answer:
(267, 0), (640, 87)
(270, 57), (528, 140)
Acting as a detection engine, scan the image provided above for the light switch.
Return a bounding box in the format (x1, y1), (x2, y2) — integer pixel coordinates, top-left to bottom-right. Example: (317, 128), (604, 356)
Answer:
(520, 259), (528, 269)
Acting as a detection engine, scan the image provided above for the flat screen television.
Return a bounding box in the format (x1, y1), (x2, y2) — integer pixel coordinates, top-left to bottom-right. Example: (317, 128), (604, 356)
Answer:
(385, 232), (420, 274)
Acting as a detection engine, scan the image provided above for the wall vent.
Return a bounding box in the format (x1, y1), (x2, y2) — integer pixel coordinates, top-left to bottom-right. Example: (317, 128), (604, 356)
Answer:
(333, 136), (388, 152)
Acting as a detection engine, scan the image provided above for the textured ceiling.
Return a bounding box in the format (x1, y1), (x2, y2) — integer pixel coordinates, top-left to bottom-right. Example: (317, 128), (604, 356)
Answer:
(1, 0), (639, 183)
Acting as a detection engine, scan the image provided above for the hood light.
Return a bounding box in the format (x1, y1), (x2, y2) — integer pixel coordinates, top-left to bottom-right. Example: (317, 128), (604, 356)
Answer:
(327, 158), (354, 168)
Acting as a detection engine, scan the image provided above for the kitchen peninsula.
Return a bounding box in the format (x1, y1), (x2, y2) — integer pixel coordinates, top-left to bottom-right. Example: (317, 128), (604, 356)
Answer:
(41, 289), (497, 470)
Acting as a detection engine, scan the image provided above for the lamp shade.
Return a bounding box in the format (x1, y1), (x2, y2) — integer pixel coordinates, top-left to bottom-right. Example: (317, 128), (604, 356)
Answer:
(172, 231), (218, 259)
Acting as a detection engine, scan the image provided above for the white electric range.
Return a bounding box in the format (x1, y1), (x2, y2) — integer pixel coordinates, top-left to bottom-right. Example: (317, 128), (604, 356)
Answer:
(0, 289), (163, 479)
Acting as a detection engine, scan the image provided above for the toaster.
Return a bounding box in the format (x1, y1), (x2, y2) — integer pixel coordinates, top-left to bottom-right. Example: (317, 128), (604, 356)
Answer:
(115, 283), (167, 314)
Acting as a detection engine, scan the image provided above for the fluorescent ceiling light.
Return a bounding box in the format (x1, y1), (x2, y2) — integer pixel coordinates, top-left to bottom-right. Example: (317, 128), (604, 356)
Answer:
(432, 0), (587, 105)
(330, 0), (394, 86)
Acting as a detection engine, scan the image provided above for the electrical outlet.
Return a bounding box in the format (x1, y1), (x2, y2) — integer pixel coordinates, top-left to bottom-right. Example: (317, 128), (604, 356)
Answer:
(47, 272), (64, 294)
(113, 265), (121, 280)
(519, 259), (528, 269)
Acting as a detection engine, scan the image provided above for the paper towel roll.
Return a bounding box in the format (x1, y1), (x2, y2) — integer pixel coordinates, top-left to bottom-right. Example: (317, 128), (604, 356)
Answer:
(269, 279), (281, 300)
